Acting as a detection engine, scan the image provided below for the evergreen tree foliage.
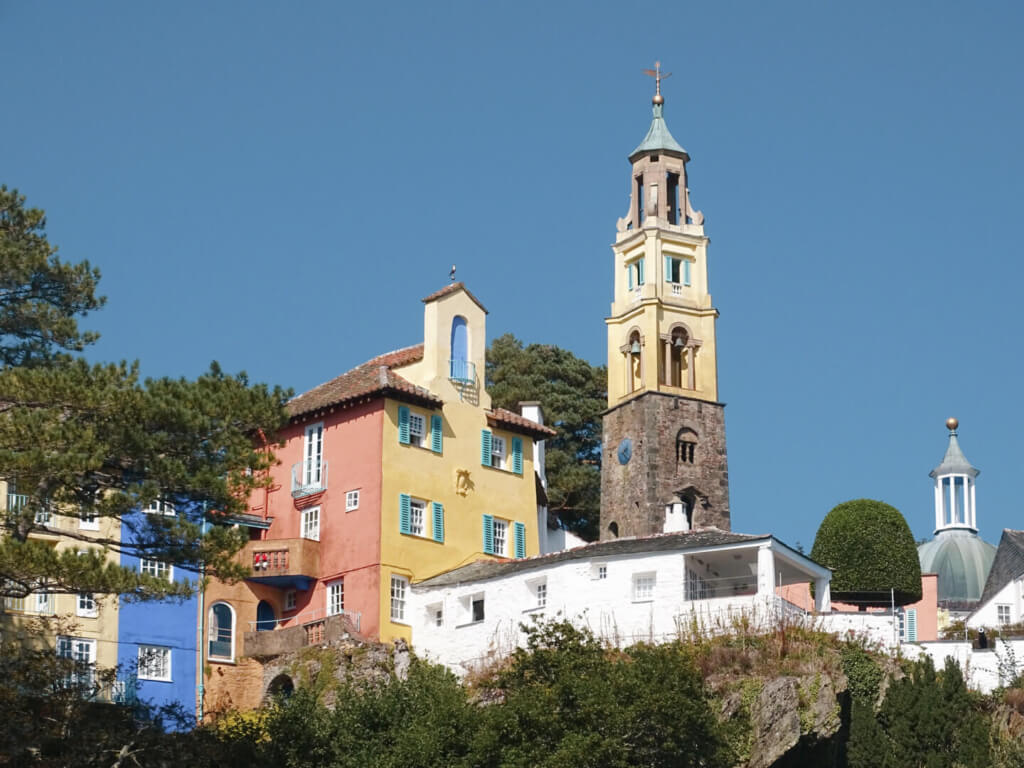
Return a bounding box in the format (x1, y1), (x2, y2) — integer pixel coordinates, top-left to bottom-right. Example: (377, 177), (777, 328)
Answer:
(811, 499), (923, 606)
(486, 334), (605, 539)
(0, 186), (104, 368)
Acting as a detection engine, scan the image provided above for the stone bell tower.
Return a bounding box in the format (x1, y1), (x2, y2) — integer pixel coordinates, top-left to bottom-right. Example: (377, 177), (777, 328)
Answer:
(600, 65), (730, 540)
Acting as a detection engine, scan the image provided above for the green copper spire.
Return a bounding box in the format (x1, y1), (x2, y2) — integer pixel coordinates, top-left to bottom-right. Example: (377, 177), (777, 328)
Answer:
(629, 102), (688, 161)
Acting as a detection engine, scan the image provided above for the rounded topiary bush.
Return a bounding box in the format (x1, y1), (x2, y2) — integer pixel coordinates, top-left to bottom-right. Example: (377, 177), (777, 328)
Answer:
(811, 499), (922, 607)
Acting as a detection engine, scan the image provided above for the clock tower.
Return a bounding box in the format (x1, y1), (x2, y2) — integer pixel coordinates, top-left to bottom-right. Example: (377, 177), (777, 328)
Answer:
(600, 67), (731, 539)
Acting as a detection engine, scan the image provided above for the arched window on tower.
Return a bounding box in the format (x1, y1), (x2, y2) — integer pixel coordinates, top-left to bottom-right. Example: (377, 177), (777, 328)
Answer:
(449, 315), (471, 383)
(669, 327), (689, 388)
(676, 428), (697, 464)
(627, 331), (643, 393)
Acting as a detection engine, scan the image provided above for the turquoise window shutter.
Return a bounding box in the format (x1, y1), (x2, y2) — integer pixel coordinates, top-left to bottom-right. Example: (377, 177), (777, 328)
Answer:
(683, 259), (692, 286)
(627, 265), (634, 290)
(432, 502), (444, 543)
(513, 522), (526, 559)
(664, 255), (671, 282)
(481, 429), (492, 466)
(638, 258), (645, 285)
(399, 494), (411, 534)
(907, 609), (917, 642)
(511, 438), (523, 475)
(430, 414), (443, 453)
(398, 406), (410, 444)
(482, 514), (494, 554)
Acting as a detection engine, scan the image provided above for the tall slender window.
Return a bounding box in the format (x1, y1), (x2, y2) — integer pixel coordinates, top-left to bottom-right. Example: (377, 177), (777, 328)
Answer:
(304, 423), (323, 487)
(208, 603), (234, 660)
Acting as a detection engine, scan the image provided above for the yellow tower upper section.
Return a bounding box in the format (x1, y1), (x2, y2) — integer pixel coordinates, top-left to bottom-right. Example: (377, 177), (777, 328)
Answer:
(606, 83), (720, 407)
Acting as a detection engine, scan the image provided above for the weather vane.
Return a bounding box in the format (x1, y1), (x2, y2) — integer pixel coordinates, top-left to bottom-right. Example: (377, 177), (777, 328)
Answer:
(642, 61), (671, 105)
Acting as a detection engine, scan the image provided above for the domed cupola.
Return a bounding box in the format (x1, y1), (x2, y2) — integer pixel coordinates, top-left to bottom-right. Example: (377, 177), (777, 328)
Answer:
(918, 418), (996, 608)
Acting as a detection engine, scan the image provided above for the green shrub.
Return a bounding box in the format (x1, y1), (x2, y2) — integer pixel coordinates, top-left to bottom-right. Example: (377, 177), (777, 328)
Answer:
(811, 499), (922, 606)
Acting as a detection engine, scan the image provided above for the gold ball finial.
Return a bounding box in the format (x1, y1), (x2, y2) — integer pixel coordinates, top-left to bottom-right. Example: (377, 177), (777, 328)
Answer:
(652, 92), (664, 105)
(946, 417), (959, 432)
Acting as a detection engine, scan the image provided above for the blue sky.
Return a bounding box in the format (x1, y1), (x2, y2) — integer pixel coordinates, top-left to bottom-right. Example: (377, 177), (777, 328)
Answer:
(3, 2), (1023, 550)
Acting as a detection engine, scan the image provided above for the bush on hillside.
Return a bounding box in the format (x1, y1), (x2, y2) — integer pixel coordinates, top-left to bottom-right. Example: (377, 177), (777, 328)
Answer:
(811, 499), (922, 607)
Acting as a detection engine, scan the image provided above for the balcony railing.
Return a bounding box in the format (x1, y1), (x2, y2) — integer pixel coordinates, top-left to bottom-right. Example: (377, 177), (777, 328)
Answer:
(291, 460), (327, 498)
(242, 538), (320, 585)
(671, 283), (683, 296)
(448, 359), (476, 385)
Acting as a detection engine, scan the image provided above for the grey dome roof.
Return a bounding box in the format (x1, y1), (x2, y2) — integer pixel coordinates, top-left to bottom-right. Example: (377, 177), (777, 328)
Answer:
(918, 529), (996, 603)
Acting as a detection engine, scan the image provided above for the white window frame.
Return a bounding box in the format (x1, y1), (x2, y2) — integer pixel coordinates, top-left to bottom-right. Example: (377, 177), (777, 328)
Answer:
(208, 602), (235, 662)
(34, 590), (53, 615)
(409, 498), (426, 537)
(301, 506), (320, 541)
(536, 580), (547, 608)
(144, 499), (176, 516)
(592, 563), (608, 580)
(137, 645), (172, 682)
(492, 518), (508, 557)
(491, 435), (507, 470)
(390, 575), (409, 623)
(345, 489), (360, 511)
(284, 590), (297, 611)
(57, 636), (96, 687)
(79, 511), (99, 531)
(632, 572), (656, 602)
(77, 593), (98, 618)
(140, 558), (172, 581)
(408, 411), (427, 448)
(327, 580), (344, 616)
(303, 422), (324, 487)
(430, 604), (443, 627)
(998, 604), (1012, 626)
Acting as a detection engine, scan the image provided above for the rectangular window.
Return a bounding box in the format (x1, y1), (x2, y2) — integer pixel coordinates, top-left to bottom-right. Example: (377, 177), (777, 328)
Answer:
(35, 591), (53, 615)
(57, 636), (96, 687)
(536, 581), (547, 608)
(4, 592), (25, 612)
(144, 499), (176, 516)
(390, 575), (408, 623)
(598, 565), (608, 580)
(998, 604), (1011, 626)
(408, 412), (426, 448)
(284, 590), (296, 611)
(493, 519), (508, 557)
(303, 423), (324, 487)
(77, 593), (98, 618)
(345, 489), (360, 511)
(79, 512), (99, 531)
(302, 506), (320, 541)
(434, 607), (443, 627)
(328, 580), (344, 616)
(491, 436), (507, 470)
(140, 559), (172, 581)
(633, 573), (656, 601)
(410, 499), (426, 536)
(137, 645), (171, 682)
(627, 258), (645, 290)
(472, 597), (485, 623)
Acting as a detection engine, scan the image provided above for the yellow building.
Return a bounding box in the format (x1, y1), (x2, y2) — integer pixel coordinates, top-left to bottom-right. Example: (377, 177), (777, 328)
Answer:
(0, 480), (121, 697)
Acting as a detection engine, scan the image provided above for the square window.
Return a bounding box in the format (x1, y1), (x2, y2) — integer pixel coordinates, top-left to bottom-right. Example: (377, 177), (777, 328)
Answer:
(410, 499), (425, 537)
(57, 636), (96, 687)
(79, 512), (99, 531)
(409, 412), (426, 448)
(390, 575), (408, 623)
(492, 519), (508, 556)
(77, 593), (98, 618)
(633, 573), (655, 601)
(998, 604), (1011, 626)
(328, 580), (344, 616)
(140, 559), (172, 581)
(592, 563), (608, 580)
(302, 506), (320, 541)
(491, 436), (507, 470)
(284, 590), (297, 611)
(346, 489), (360, 511)
(137, 645), (171, 681)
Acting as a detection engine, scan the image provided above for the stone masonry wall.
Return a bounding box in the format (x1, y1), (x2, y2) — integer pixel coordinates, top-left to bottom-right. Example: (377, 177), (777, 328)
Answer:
(601, 392), (729, 539)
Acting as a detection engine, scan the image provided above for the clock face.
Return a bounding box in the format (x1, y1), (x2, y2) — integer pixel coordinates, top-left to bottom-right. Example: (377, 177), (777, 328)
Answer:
(617, 437), (633, 465)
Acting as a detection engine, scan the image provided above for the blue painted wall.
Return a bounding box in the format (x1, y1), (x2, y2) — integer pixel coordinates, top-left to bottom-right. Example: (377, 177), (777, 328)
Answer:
(118, 509), (199, 726)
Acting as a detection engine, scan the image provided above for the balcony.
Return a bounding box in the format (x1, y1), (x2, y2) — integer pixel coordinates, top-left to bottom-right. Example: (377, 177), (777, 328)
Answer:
(243, 611), (361, 659)
(291, 460), (327, 498)
(448, 359), (476, 386)
(242, 538), (320, 591)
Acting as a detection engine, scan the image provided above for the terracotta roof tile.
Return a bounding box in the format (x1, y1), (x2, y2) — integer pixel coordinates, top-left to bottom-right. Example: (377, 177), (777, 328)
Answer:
(287, 344), (440, 420)
(422, 282), (488, 314)
(487, 407), (557, 439)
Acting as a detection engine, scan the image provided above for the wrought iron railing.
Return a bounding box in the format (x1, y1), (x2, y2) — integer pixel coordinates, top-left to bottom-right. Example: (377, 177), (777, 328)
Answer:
(291, 460), (328, 498)
(448, 359), (476, 385)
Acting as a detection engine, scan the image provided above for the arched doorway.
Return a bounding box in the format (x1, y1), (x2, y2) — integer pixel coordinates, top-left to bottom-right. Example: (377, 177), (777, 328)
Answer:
(255, 600), (276, 632)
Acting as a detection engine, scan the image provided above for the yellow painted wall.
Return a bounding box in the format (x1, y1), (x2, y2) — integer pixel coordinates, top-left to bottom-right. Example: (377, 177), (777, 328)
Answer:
(606, 225), (720, 404)
(0, 480), (121, 679)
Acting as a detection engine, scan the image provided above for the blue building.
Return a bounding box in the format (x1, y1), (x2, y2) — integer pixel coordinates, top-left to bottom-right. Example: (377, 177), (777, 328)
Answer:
(117, 501), (200, 726)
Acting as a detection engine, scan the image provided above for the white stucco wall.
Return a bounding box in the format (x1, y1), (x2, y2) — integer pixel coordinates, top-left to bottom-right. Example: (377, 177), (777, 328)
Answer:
(914, 638), (1024, 693)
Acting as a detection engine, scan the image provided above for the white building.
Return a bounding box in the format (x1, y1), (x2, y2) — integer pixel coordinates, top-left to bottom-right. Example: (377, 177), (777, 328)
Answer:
(967, 529), (1024, 630)
(409, 529), (832, 676)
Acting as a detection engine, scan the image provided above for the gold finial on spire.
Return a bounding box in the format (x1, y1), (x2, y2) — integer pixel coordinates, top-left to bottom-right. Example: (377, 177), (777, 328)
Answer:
(946, 417), (959, 433)
(642, 61), (672, 105)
